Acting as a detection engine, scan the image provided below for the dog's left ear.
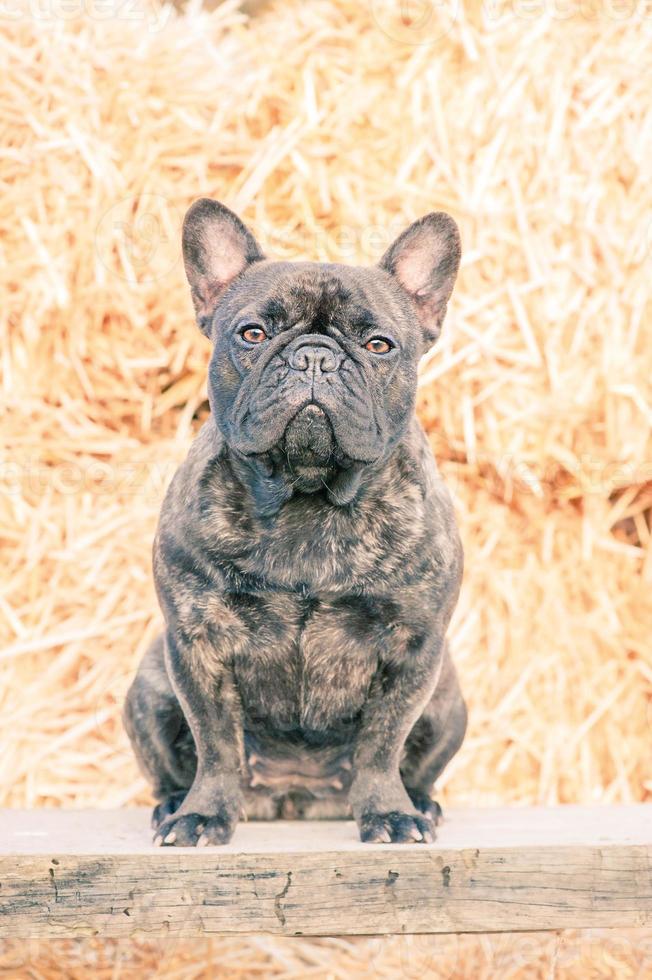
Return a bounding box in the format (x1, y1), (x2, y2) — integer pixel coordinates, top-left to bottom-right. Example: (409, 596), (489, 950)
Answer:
(182, 198), (264, 336)
(380, 213), (461, 349)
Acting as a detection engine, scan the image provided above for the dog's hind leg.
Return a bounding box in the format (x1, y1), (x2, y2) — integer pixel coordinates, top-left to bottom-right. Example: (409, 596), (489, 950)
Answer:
(400, 641), (467, 824)
(123, 632), (196, 828)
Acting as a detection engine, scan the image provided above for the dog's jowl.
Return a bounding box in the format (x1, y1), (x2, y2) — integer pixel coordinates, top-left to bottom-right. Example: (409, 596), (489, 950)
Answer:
(124, 199), (467, 846)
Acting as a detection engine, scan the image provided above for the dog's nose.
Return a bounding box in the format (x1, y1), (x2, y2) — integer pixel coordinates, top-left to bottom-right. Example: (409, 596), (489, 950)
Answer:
(288, 343), (340, 374)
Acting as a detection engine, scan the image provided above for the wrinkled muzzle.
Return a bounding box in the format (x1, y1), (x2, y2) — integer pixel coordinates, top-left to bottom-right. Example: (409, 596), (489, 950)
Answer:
(227, 335), (387, 464)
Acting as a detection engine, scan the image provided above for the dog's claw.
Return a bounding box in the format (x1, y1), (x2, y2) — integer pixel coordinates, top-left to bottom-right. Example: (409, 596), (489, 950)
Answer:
(153, 808), (237, 847)
(359, 810), (435, 844)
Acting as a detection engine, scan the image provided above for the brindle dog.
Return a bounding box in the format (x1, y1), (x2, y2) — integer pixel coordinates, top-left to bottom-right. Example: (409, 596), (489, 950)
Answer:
(124, 199), (467, 846)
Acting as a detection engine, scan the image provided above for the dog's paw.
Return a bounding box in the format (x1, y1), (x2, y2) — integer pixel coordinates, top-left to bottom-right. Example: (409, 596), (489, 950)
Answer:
(151, 791), (187, 830)
(358, 809), (435, 844)
(153, 806), (237, 847)
(406, 789), (443, 825)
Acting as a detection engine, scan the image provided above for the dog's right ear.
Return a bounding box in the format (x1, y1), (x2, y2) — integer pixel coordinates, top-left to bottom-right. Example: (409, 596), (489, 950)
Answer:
(182, 199), (264, 336)
(380, 212), (461, 350)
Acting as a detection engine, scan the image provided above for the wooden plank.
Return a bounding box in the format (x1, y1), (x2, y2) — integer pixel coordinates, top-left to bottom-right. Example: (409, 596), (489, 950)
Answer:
(1, 806), (651, 938)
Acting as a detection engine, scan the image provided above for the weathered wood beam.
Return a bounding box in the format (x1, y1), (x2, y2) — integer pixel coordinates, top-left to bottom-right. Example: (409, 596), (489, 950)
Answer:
(2, 806), (651, 938)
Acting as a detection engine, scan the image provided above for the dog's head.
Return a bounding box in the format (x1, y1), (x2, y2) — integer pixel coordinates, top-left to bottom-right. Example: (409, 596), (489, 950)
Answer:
(182, 199), (460, 512)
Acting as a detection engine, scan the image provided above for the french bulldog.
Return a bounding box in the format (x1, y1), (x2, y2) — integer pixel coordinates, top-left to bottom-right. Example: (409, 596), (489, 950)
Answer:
(123, 199), (467, 846)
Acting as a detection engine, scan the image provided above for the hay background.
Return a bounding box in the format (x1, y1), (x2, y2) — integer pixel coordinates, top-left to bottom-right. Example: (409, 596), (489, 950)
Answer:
(1, 0), (651, 974)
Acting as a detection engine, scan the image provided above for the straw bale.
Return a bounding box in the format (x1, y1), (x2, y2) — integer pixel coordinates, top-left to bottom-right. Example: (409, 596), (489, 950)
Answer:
(1, 0), (650, 974)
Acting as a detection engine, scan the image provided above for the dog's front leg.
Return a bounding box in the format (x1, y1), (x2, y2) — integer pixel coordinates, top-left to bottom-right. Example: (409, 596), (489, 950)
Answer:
(349, 634), (446, 844)
(153, 632), (244, 847)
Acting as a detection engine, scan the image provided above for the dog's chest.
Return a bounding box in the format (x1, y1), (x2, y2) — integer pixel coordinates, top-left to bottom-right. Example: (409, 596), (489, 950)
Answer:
(231, 592), (381, 731)
(209, 471), (428, 596)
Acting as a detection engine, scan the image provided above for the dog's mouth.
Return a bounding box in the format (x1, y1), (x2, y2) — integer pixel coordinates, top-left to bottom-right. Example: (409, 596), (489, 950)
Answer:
(282, 404), (337, 469)
(229, 402), (368, 511)
(278, 404), (350, 494)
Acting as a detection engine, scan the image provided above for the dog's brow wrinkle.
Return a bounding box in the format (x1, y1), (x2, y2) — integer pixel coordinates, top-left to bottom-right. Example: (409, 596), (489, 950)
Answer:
(261, 297), (288, 324)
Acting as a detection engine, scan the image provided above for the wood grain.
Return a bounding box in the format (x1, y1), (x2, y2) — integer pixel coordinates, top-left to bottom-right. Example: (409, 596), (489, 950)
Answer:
(2, 806), (651, 938)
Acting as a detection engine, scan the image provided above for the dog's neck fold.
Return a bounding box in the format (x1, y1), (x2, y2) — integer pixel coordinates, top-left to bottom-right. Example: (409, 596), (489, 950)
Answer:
(227, 448), (369, 520)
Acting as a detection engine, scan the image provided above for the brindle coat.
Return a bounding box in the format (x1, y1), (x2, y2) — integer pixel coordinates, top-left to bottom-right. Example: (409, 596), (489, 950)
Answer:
(124, 200), (467, 846)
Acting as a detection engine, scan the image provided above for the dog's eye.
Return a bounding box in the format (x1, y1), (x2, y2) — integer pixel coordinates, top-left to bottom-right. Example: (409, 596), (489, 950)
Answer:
(365, 337), (393, 354)
(240, 325), (268, 344)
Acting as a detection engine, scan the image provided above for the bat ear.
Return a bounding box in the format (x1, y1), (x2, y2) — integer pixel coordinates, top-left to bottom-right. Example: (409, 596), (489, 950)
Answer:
(380, 213), (461, 349)
(182, 199), (264, 336)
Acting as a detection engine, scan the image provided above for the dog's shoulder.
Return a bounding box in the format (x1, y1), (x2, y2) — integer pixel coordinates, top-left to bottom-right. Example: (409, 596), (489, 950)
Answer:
(388, 418), (458, 534)
(388, 418), (463, 597)
(153, 418), (233, 595)
(157, 417), (224, 531)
